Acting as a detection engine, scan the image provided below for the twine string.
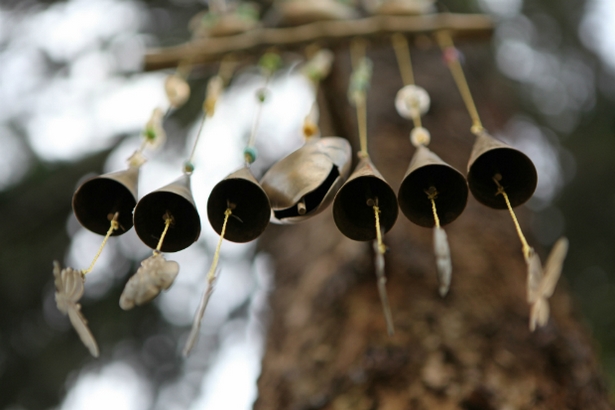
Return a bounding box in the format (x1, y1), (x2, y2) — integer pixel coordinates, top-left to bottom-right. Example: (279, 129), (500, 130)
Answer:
(494, 176), (531, 260)
(436, 31), (484, 135)
(391, 33), (422, 129)
(82, 213), (119, 275)
(373, 203), (395, 336)
(182, 207), (232, 357)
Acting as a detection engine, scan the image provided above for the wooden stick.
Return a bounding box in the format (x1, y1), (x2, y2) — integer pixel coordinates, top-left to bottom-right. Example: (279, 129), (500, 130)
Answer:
(144, 13), (493, 71)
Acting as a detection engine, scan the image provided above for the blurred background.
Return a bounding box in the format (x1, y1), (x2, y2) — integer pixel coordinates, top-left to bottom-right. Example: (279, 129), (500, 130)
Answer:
(0, 0), (613, 408)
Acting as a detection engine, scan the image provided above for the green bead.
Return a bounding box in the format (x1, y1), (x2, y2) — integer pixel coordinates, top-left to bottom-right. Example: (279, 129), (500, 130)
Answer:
(244, 146), (258, 164)
(144, 128), (157, 141)
(183, 161), (195, 174)
(259, 53), (282, 73)
(256, 88), (267, 102)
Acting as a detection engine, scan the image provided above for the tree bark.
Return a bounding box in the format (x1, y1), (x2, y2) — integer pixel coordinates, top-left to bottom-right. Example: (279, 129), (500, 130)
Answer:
(254, 41), (612, 409)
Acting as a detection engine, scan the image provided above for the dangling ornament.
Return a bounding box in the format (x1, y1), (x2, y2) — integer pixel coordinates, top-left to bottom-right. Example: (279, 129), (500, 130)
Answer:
(123, 63), (235, 310)
(392, 33), (467, 296)
(437, 30), (567, 328)
(56, 115), (164, 356)
(332, 40), (397, 335)
(185, 53), (279, 356)
(261, 49), (352, 224)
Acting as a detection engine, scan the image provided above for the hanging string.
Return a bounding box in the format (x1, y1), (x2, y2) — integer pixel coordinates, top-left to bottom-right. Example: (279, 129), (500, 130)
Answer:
(391, 34), (422, 129)
(494, 176), (532, 260)
(373, 203), (395, 336)
(154, 212), (174, 253)
(184, 57), (237, 174)
(436, 30), (484, 135)
(244, 52), (282, 165)
(391, 33), (415, 86)
(427, 188), (441, 229)
(349, 39), (372, 159)
(82, 212), (119, 275)
(300, 48), (335, 139)
(183, 207), (233, 357)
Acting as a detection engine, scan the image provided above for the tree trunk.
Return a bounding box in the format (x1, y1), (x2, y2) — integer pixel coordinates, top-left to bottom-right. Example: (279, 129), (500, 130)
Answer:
(254, 41), (611, 409)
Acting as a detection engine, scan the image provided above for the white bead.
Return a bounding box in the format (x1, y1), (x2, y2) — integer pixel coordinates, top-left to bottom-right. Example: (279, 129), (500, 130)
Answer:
(410, 127), (431, 147)
(395, 84), (430, 119)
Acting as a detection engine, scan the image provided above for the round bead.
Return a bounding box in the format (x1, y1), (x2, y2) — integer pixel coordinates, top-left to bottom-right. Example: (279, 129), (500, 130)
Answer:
(244, 146), (258, 164)
(410, 127), (431, 147)
(395, 85), (430, 120)
(183, 161), (195, 174)
(255, 88), (268, 103)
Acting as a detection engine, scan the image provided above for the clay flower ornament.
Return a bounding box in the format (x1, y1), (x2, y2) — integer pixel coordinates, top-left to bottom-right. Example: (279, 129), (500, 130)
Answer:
(53, 261), (99, 357)
(119, 253), (180, 310)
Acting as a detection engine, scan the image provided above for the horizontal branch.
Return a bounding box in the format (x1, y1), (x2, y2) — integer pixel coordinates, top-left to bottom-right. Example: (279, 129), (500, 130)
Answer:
(143, 13), (493, 71)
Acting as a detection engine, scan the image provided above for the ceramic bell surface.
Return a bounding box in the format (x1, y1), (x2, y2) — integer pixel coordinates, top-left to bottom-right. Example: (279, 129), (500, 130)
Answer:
(398, 145), (468, 227)
(207, 167), (271, 243)
(467, 131), (537, 209)
(333, 157), (398, 241)
(134, 174), (201, 252)
(72, 166), (139, 236)
(260, 137), (352, 224)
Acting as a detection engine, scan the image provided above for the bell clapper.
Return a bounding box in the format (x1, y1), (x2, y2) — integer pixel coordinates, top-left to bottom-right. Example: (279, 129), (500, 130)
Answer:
(297, 197), (307, 215)
(370, 198), (395, 336)
(426, 187), (453, 297)
(155, 212), (175, 253)
(184, 207), (233, 357)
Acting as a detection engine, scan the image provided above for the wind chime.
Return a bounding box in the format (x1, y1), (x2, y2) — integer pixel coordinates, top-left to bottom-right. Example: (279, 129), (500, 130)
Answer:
(436, 30), (568, 330)
(391, 33), (468, 297)
(54, 9), (569, 357)
(119, 60), (234, 311)
(183, 53), (279, 356)
(53, 63), (191, 356)
(332, 39), (399, 335)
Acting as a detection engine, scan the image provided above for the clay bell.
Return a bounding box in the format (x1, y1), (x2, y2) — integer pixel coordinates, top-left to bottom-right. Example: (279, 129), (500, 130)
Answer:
(207, 167), (271, 243)
(260, 137), (352, 224)
(467, 131), (537, 209)
(333, 157), (398, 241)
(398, 145), (468, 227)
(72, 166), (139, 236)
(134, 174), (201, 252)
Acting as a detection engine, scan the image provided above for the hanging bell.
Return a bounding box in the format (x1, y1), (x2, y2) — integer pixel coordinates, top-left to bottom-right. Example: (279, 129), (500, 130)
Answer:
(467, 131), (537, 209)
(72, 166), (139, 236)
(398, 145), (468, 227)
(260, 137), (352, 224)
(133, 174), (201, 252)
(207, 167), (271, 243)
(333, 157), (398, 241)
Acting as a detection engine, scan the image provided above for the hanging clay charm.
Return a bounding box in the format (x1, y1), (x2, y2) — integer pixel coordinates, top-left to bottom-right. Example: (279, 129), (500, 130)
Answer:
(53, 261), (99, 357)
(119, 254), (180, 310)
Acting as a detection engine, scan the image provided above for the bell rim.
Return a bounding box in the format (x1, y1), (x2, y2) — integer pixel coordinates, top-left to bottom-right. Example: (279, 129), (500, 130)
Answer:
(333, 174), (399, 242)
(207, 176), (271, 243)
(133, 191), (201, 253)
(467, 147), (537, 209)
(72, 176), (137, 236)
(398, 163), (468, 227)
